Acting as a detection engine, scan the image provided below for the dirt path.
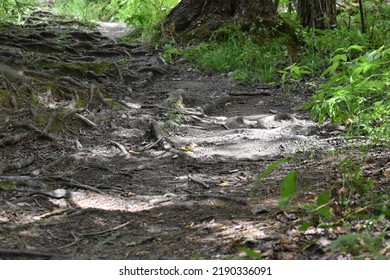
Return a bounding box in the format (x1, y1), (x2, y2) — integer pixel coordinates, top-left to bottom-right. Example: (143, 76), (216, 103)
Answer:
(0, 11), (388, 260)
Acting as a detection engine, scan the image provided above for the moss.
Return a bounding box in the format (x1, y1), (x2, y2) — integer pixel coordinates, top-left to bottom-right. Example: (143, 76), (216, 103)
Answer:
(0, 182), (15, 190)
(35, 60), (112, 77)
(0, 89), (13, 104)
(104, 98), (127, 110)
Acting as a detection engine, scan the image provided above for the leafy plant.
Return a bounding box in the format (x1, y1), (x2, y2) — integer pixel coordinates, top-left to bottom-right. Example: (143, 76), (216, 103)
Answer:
(52, 0), (105, 22)
(251, 157), (290, 190)
(278, 170), (298, 208)
(305, 45), (389, 139)
(0, 0), (37, 22)
(278, 63), (311, 92)
(236, 247), (262, 260)
(101, 0), (178, 28)
(329, 232), (388, 259)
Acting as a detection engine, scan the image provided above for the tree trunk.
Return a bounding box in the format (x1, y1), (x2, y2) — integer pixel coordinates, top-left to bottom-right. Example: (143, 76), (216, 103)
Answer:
(162, 0), (279, 40)
(297, 0), (336, 29)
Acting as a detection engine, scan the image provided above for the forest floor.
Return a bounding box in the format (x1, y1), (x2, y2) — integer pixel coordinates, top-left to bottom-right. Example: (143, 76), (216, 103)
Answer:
(0, 10), (389, 260)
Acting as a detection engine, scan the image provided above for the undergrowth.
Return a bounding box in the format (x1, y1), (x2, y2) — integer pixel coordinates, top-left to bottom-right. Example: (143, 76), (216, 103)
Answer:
(251, 154), (390, 259)
(182, 25), (291, 84)
(0, 0), (36, 22)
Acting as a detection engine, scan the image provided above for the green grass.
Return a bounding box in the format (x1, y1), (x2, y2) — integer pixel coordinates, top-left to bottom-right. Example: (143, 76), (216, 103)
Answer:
(183, 25), (291, 84)
(0, 0), (38, 22)
(51, 0), (104, 22)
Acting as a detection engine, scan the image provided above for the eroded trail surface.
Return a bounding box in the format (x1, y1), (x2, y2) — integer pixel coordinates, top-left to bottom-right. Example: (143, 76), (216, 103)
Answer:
(0, 11), (389, 260)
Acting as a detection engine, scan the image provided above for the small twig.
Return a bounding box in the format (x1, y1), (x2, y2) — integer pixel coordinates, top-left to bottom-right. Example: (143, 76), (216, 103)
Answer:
(78, 221), (131, 236)
(45, 176), (105, 194)
(150, 121), (188, 157)
(188, 175), (210, 189)
(47, 230), (79, 249)
(139, 137), (163, 151)
(75, 113), (97, 128)
(109, 140), (131, 157)
(188, 193), (248, 206)
(59, 232), (79, 249)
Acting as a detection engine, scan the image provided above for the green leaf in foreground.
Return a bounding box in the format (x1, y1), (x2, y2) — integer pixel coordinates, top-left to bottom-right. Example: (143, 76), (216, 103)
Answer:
(316, 190), (330, 206)
(316, 190), (331, 218)
(298, 222), (312, 231)
(278, 170), (297, 208)
(236, 247), (262, 260)
(251, 157), (290, 190)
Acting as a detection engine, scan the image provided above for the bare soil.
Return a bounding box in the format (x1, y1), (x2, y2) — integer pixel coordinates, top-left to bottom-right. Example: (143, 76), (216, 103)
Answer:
(0, 11), (389, 260)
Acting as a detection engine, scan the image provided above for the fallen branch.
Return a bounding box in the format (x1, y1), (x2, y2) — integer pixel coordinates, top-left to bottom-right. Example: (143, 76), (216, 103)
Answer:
(150, 121), (188, 157)
(139, 137), (163, 151)
(75, 113), (97, 128)
(109, 140), (131, 157)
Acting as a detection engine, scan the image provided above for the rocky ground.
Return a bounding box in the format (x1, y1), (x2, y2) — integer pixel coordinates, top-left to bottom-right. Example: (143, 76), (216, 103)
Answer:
(0, 10), (389, 260)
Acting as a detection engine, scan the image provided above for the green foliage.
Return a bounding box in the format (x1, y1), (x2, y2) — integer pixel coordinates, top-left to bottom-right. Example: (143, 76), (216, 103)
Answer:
(278, 63), (311, 92)
(316, 190), (331, 218)
(278, 170), (298, 208)
(162, 42), (183, 63)
(251, 157), (290, 190)
(338, 157), (375, 195)
(184, 25), (291, 83)
(330, 232), (388, 259)
(305, 45), (389, 139)
(52, 0), (105, 22)
(100, 0), (178, 28)
(236, 247), (262, 260)
(0, 0), (37, 22)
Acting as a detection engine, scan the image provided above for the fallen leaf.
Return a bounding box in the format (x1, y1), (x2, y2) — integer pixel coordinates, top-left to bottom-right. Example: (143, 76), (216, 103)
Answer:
(317, 237), (332, 247)
(218, 181), (228, 187)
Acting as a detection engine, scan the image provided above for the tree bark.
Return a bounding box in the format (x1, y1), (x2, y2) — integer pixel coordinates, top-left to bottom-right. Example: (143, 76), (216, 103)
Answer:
(297, 0), (336, 29)
(162, 0), (279, 40)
